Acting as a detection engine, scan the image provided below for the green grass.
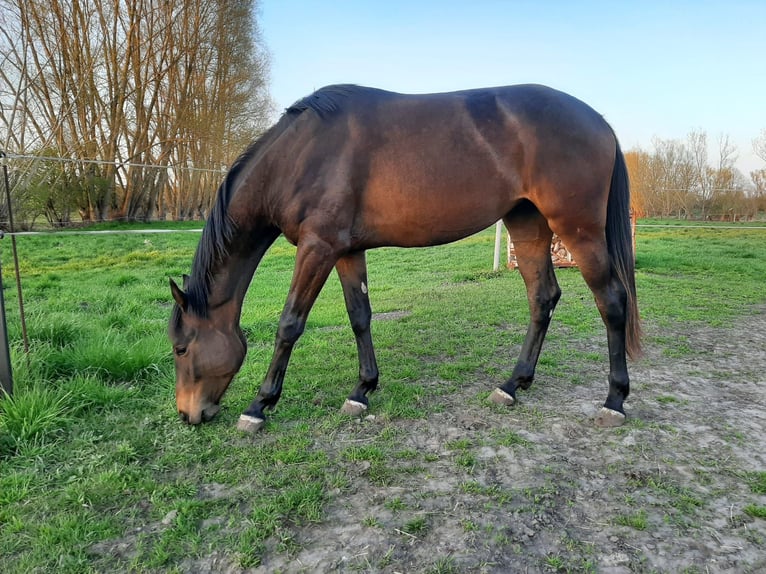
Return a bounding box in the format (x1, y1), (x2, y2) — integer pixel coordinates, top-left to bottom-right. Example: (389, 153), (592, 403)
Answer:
(425, 556), (460, 574)
(614, 509), (649, 530)
(747, 471), (766, 494)
(634, 225), (766, 327)
(402, 515), (429, 536)
(0, 221), (765, 571)
(744, 505), (766, 519)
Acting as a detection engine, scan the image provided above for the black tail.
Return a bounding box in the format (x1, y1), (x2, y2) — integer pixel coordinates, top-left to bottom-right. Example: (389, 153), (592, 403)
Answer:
(606, 139), (642, 359)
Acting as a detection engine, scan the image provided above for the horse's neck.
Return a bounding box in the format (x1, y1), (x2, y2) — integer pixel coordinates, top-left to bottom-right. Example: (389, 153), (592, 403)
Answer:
(199, 144), (281, 322)
(205, 223), (280, 323)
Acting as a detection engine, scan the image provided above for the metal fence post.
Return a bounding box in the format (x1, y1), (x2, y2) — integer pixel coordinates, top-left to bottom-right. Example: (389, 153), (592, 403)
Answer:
(0, 151), (13, 396)
(0, 233), (12, 396)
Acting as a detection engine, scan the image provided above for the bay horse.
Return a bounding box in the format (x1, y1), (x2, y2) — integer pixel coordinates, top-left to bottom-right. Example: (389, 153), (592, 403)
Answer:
(168, 84), (641, 433)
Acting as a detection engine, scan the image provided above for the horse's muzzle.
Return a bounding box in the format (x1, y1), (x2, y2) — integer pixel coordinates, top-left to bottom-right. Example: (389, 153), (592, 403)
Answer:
(178, 404), (221, 425)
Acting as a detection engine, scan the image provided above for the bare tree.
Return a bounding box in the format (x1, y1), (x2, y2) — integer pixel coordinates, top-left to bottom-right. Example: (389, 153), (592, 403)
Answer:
(750, 169), (766, 217)
(752, 129), (766, 217)
(645, 137), (697, 218)
(628, 131), (760, 220)
(0, 0), (271, 223)
(754, 129), (766, 163)
(688, 130), (740, 220)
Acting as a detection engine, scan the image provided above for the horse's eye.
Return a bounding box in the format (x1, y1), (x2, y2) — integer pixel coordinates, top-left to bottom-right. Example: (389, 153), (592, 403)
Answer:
(174, 346), (188, 357)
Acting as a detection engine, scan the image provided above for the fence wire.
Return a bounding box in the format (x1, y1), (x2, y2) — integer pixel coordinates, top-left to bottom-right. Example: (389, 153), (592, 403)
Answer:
(0, 153), (229, 231)
(1, 152), (228, 174)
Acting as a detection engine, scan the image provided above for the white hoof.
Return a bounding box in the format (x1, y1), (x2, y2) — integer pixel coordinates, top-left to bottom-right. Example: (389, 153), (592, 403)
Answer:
(489, 388), (515, 406)
(341, 399), (368, 416)
(236, 414), (265, 433)
(595, 407), (626, 428)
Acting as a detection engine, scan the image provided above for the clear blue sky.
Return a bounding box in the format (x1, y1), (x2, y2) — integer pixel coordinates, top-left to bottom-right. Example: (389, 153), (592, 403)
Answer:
(260, 1), (765, 177)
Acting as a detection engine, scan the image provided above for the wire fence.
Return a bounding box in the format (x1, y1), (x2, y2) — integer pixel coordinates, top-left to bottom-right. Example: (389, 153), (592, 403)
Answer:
(1, 152), (228, 174)
(0, 153), (228, 232)
(3, 153), (765, 231)
(6, 228), (203, 237)
(1, 151), (765, 396)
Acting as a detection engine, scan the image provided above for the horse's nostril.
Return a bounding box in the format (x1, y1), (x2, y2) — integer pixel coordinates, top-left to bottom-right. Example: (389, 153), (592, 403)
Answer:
(179, 411), (190, 423)
(202, 404), (221, 422)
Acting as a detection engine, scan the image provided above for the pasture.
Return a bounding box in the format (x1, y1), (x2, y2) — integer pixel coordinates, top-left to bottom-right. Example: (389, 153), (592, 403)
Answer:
(0, 222), (765, 573)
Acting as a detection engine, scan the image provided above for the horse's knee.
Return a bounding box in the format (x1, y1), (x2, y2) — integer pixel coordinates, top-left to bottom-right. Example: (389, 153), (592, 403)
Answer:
(348, 305), (371, 336)
(277, 312), (305, 345)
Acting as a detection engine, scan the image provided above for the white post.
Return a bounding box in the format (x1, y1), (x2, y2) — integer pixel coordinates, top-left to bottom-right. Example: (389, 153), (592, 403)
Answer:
(493, 220), (503, 271)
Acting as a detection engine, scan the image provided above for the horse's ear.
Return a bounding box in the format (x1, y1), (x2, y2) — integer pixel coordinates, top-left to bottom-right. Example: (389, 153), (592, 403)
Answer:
(182, 274), (190, 290)
(169, 278), (188, 312)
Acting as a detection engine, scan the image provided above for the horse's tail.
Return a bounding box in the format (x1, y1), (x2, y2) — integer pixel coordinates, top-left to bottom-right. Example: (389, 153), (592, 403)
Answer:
(606, 138), (642, 359)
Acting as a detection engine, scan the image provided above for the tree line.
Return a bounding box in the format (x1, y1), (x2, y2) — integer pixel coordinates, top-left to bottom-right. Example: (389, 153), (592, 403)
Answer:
(627, 130), (766, 221)
(0, 0), (270, 225)
(1, 1), (764, 226)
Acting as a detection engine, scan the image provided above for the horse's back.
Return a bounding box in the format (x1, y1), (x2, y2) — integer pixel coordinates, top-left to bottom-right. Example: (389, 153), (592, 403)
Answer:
(268, 85), (617, 249)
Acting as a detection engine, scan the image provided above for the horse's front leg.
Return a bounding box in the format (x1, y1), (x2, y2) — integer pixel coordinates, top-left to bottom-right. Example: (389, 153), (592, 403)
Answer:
(335, 251), (379, 416)
(238, 238), (338, 433)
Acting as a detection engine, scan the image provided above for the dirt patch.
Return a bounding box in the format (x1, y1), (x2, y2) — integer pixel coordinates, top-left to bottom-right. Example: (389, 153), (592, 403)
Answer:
(372, 310), (412, 321)
(125, 308), (766, 573)
(242, 307), (765, 573)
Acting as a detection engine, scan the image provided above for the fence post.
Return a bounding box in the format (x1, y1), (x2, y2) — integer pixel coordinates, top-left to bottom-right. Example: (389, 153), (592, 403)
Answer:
(493, 220), (503, 271)
(0, 151), (13, 396)
(0, 235), (12, 397)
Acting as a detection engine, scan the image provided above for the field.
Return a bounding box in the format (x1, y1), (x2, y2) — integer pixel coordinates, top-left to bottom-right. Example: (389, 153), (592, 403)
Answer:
(1, 222), (765, 573)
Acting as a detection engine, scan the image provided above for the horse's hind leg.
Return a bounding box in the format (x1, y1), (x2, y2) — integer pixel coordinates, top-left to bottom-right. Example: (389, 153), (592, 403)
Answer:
(335, 251), (380, 416)
(490, 202), (561, 406)
(556, 230), (630, 427)
(238, 237), (338, 433)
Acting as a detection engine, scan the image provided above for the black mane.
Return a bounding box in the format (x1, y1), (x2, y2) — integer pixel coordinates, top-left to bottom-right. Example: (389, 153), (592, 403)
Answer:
(179, 125), (280, 318)
(175, 85), (362, 318)
(182, 149), (249, 316)
(286, 84), (361, 119)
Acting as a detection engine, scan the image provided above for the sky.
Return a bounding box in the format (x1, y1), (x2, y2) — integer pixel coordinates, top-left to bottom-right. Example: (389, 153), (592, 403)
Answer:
(260, 1), (765, 178)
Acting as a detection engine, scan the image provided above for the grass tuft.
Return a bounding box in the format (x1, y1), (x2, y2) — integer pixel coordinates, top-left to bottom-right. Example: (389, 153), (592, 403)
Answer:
(744, 505), (766, 519)
(614, 509), (648, 530)
(746, 471), (766, 495)
(0, 385), (73, 455)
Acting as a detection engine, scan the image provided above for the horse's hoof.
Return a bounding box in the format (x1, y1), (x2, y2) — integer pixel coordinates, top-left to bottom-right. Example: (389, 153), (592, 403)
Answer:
(341, 399), (367, 416)
(595, 407), (626, 428)
(236, 414), (265, 434)
(489, 388), (515, 406)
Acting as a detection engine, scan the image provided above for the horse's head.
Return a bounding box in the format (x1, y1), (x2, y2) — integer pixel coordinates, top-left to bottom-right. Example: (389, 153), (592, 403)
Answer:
(168, 278), (247, 425)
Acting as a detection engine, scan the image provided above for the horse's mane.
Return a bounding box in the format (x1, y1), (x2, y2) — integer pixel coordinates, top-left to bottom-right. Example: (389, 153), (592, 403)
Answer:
(176, 85), (361, 318)
(182, 138), (261, 317)
(286, 84), (361, 119)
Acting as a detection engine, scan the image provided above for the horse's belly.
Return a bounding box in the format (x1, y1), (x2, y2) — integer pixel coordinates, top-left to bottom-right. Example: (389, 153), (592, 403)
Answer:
(361, 180), (513, 248)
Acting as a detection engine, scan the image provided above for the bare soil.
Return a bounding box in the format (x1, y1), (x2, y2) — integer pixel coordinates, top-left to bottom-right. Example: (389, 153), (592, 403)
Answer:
(134, 309), (766, 573)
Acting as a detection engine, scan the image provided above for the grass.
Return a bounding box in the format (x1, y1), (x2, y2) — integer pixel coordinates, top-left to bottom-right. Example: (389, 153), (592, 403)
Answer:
(0, 221), (765, 571)
(634, 225), (766, 327)
(614, 509), (649, 530)
(402, 515), (429, 536)
(744, 505), (766, 519)
(747, 471), (766, 494)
